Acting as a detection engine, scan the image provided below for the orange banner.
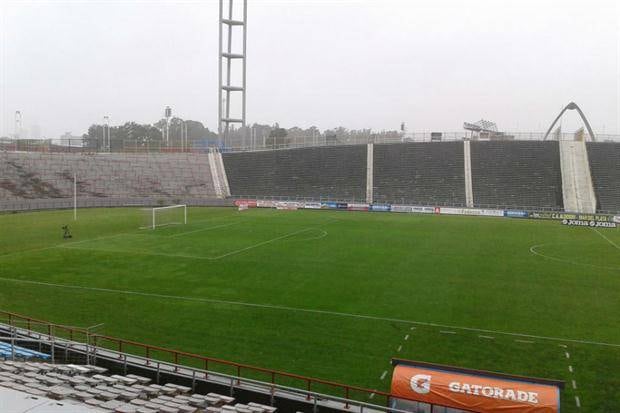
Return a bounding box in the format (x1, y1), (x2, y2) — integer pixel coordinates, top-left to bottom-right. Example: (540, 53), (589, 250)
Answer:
(391, 364), (559, 413)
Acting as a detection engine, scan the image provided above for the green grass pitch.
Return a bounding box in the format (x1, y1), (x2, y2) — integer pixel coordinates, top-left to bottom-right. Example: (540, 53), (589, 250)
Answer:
(0, 207), (619, 411)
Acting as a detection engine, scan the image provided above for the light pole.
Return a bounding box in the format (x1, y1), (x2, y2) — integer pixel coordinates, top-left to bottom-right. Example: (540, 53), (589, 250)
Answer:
(103, 116), (110, 151)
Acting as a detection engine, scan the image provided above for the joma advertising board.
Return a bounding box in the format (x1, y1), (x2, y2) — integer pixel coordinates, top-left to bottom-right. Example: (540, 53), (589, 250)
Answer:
(530, 211), (615, 222)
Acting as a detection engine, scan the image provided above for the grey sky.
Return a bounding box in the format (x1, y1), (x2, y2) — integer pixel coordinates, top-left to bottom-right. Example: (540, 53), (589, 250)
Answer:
(1, 0), (619, 138)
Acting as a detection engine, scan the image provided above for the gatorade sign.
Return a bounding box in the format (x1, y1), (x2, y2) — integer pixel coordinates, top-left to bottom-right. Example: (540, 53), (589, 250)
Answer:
(391, 360), (562, 413)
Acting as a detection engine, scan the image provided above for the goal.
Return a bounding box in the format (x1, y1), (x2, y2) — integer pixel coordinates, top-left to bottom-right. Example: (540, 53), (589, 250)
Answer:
(141, 205), (187, 229)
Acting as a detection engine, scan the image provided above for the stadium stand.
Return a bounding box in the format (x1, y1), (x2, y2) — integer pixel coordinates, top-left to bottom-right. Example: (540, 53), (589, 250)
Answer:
(0, 311), (403, 413)
(586, 142), (620, 213)
(0, 152), (218, 201)
(470, 141), (564, 209)
(372, 142), (466, 206)
(0, 343), (51, 361)
(222, 146), (367, 201)
(0, 360), (277, 412)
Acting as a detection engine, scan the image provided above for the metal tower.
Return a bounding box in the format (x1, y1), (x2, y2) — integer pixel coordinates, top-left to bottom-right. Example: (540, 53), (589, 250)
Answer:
(14, 111), (22, 139)
(218, 0), (247, 146)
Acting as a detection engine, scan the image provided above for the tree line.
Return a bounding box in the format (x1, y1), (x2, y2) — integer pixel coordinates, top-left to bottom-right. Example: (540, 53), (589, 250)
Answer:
(81, 118), (403, 151)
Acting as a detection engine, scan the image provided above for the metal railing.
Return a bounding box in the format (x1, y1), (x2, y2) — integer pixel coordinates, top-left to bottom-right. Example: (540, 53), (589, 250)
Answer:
(3, 132), (618, 155)
(0, 310), (396, 408)
(0, 319), (463, 413)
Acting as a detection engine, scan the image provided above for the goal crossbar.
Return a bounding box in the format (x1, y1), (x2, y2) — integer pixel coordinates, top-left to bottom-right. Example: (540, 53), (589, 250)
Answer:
(141, 204), (187, 229)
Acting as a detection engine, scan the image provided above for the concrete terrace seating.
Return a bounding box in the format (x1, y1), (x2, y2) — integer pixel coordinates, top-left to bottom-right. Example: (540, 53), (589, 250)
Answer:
(373, 142), (466, 206)
(0, 152), (217, 201)
(586, 142), (620, 213)
(0, 361), (277, 413)
(470, 141), (563, 209)
(222, 146), (366, 201)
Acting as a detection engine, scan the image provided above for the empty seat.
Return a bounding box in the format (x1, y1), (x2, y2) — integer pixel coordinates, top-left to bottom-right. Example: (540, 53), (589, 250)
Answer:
(373, 142), (466, 206)
(470, 141), (563, 209)
(586, 142), (620, 212)
(223, 145), (367, 201)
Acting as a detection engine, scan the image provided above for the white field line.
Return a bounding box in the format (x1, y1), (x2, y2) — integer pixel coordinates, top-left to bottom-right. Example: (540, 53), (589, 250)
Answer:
(59, 245), (214, 261)
(0, 232), (136, 260)
(439, 330), (456, 335)
(592, 228), (620, 251)
(59, 227), (318, 261)
(380, 371), (387, 381)
(0, 245), (57, 260)
(515, 339), (534, 344)
(397, 345), (402, 352)
(286, 229), (328, 242)
(0, 277), (618, 348)
(478, 335), (495, 340)
(575, 396), (581, 408)
(167, 222), (240, 238)
(63, 232), (132, 247)
(572, 380), (577, 389)
(404, 334), (409, 341)
(209, 227), (315, 259)
(565, 352), (570, 359)
(529, 244), (620, 271)
(569, 365), (573, 373)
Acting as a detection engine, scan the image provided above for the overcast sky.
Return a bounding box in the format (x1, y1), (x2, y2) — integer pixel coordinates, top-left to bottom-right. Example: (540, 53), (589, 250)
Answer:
(0, 0), (619, 138)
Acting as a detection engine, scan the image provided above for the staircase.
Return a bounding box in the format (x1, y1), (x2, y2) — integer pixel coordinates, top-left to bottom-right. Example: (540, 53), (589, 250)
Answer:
(208, 149), (231, 198)
(463, 140), (474, 208)
(559, 140), (597, 213)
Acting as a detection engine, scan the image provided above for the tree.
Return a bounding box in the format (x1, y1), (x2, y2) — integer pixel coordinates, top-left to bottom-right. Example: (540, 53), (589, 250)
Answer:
(266, 126), (290, 147)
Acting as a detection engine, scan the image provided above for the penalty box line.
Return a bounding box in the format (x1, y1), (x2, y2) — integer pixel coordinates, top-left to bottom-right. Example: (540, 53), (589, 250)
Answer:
(57, 226), (319, 261)
(592, 228), (620, 251)
(0, 276), (618, 349)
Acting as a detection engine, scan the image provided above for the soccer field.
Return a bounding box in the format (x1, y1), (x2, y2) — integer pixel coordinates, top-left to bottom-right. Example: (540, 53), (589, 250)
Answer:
(1, 207), (619, 411)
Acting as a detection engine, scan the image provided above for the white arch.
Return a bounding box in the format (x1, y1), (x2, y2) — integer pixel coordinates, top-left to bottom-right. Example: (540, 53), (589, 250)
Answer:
(543, 102), (596, 142)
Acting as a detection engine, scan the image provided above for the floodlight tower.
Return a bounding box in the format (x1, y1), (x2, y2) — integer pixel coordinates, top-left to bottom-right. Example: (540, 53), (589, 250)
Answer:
(14, 111), (22, 139)
(103, 115), (110, 151)
(218, 0), (247, 147)
(164, 105), (172, 146)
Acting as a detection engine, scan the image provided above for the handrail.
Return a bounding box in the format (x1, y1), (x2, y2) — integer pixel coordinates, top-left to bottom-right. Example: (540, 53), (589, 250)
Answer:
(0, 309), (393, 406)
(0, 323), (451, 413)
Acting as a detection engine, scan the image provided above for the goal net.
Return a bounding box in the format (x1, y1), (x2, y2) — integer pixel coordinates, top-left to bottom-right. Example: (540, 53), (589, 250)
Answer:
(141, 204), (187, 229)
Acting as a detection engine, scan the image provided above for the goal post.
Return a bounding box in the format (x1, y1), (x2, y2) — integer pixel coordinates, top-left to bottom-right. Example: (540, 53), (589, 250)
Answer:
(141, 204), (187, 229)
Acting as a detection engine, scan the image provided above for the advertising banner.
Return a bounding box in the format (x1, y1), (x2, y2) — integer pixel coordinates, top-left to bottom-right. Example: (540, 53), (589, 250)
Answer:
(321, 202), (339, 209)
(370, 204), (391, 212)
(561, 219), (617, 228)
(347, 203), (370, 211)
(480, 209), (504, 217)
(275, 201), (300, 210)
(304, 202), (322, 210)
(256, 200), (275, 208)
(391, 362), (560, 413)
(336, 202), (349, 209)
(234, 199), (257, 208)
(439, 207), (503, 217)
(530, 212), (615, 222)
(391, 205), (434, 214)
(614, 216), (620, 224)
(505, 210), (529, 218)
